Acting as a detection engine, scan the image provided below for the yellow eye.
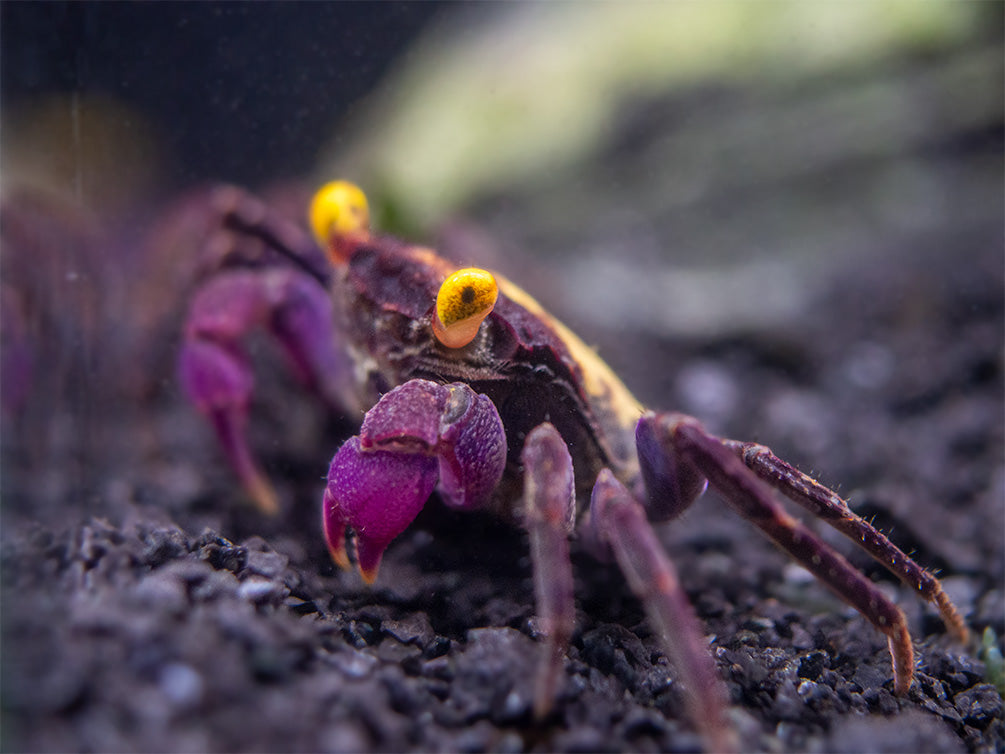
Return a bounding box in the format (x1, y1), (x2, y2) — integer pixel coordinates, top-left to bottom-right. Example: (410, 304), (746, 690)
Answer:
(432, 268), (498, 349)
(308, 180), (370, 247)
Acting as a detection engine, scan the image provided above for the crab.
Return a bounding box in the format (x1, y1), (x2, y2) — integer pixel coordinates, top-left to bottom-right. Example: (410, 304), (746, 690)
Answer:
(179, 181), (970, 752)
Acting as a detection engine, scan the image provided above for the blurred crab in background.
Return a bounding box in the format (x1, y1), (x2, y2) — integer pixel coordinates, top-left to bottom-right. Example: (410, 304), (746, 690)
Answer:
(178, 181), (970, 752)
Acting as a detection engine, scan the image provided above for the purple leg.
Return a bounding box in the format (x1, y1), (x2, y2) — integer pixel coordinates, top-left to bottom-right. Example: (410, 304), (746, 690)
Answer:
(723, 438), (969, 641)
(322, 380), (507, 582)
(520, 424), (576, 719)
(644, 411), (919, 695)
(207, 184), (330, 281)
(635, 413), (707, 520)
(588, 469), (737, 754)
(179, 267), (343, 512)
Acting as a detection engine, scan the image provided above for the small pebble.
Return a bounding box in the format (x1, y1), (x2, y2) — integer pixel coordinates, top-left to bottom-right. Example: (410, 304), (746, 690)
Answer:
(238, 577), (288, 605)
(329, 648), (378, 679)
(954, 684), (1003, 727)
(159, 662), (203, 707)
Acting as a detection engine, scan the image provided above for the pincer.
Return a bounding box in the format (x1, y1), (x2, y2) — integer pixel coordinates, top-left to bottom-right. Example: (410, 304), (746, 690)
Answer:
(323, 379), (506, 581)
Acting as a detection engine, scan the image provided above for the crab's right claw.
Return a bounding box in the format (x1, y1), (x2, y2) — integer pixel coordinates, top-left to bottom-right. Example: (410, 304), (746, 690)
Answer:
(323, 436), (438, 583)
(178, 337), (279, 514)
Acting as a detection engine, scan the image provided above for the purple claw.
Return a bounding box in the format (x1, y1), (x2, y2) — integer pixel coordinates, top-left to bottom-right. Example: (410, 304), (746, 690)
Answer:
(178, 338), (254, 415)
(178, 337), (279, 514)
(359, 379), (447, 450)
(179, 267), (348, 513)
(359, 380), (507, 509)
(265, 272), (350, 408)
(325, 436), (438, 582)
(324, 379), (507, 580)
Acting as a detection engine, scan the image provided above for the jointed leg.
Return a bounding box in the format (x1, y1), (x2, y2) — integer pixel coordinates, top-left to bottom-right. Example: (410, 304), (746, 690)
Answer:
(520, 424), (577, 719)
(209, 185), (329, 283)
(589, 469), (736, 754)
(724, 438), (968, 641)
(654, 413), (916, 693)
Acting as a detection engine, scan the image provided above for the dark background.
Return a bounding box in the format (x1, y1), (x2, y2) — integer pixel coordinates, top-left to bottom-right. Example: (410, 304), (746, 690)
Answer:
(2, 2), (445, 186)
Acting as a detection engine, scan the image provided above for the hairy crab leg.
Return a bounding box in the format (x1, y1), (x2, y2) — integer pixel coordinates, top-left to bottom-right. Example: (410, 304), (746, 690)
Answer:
(588, 469), (736, 754)
(723, 439), (969, 642)
(658, 413), (916, 695)
(520, 424), (577, 720)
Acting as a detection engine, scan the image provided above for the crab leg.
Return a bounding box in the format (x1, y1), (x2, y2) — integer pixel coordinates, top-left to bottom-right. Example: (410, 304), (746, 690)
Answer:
(588, 469), (736, 754)
(723, 439), (969, 642)
(210, 185), (330, 283)
(520, 424), (576, 719)
(649, 412), (916, 694)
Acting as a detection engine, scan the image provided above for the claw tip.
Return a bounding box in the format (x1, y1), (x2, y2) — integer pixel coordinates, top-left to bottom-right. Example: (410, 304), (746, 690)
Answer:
(246, 474), (280, 515)
(359, 564), (380, 585)
(328, 543), (351, 571)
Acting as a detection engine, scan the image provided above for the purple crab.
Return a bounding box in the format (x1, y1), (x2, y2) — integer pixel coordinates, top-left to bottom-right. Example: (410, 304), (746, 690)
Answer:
(179, 180), (969, 752)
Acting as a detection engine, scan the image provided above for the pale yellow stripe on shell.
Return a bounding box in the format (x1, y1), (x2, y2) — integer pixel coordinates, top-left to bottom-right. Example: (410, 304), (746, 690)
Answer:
(495, 275), (645, 438)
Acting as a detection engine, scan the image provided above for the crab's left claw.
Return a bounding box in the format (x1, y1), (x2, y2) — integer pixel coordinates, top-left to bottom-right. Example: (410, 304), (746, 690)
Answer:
(179, 267), (350, 514)
(322, 380), (506, 582)
(178, 335), (279, 514)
